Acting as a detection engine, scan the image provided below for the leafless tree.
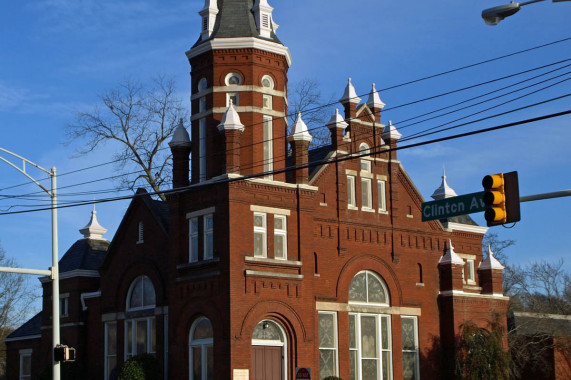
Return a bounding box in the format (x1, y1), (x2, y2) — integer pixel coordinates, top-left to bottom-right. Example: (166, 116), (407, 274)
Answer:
(66, 75), (188, 200)
(288, 78), (336, 147)
(0, 243), (38, 377)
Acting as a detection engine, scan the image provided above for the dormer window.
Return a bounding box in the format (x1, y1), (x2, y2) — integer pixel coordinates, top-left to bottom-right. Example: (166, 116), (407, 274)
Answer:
(225, 72), (242, 86)
(137, 222), (144, 244)
(199, 0), (218, 39)
(202, 17), (208, 31)
(197, 78), (208, 92)
(262, 13), (270, 28)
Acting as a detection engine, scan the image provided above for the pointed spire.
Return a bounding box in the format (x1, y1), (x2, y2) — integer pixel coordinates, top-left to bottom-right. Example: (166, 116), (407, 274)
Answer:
(169, 118), (191, 148)
(217, 101), (245, 132)
(288, 112), (313, 142)
(79, 205), (107, 240)
(382, 120), (402, 141)
(479, 245), (505, 270)
(366, 83), (386, 110)
(439, 239), (464, 265)
(326, 108), (349, 130)
(339, 78), (361, 104)
(431, 166), (458, 200)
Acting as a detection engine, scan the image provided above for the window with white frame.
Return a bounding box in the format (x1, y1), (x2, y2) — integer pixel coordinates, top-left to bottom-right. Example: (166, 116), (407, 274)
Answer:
(401, 316), (419, 380)
(125, 276), (156, 359)
(227, 92), (239, 107)
(263, 94), (272, 109)
(59, 294), (69, 317)
(199, 96), (206, 113)
(19, 349), (32, 380)
(361, 178), (372, 210)
(105, 321), (117, 380)
(189, 317), (213, 380)
(263, 116), (273, 178)
(348, 270), (392, 380)
(378, 180), (387, 212)
(274, 215), (287, 260)
(204, 214), (214, 260)
(199, 118), (206, 182)
(319, 312), (338, 379)
(347, 175), (356, 208)
(189, 212), (215, 263)
(198, 78), (207, 92)
(253, 212), (267, 257)
(466, 259), (475, 284)
(261, 75), (274, 89)
(225, 72), (242, 86)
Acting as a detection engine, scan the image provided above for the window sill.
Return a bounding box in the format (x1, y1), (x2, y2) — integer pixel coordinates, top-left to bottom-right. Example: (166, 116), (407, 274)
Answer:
(361, 207), (375, 213)
(177, 257), (220, 271)
(378, 210), (388, 215)
(245, 256), (302, 267)
(348, 205), (358, 211)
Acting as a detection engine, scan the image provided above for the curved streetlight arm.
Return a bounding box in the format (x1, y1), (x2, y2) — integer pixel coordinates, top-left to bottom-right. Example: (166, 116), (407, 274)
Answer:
(482, 0), (569, 25)
(0, 147), (61, 380)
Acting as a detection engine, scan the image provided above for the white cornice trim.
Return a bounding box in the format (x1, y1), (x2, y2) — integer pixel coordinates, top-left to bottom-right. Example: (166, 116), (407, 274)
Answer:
(81, 290), (101, 311)
(4, 334), (41, 343)
(40, 269), (99, 283)
(187, 37), (292, 66)
(446, 222), (488, 234)
(439, 290), (509, 300)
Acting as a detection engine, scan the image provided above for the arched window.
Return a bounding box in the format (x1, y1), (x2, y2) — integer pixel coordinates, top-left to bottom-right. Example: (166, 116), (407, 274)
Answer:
(348, 271), (392, 379)
(348, 270), (389, 305)
(225, 72), (242, 86)
(125, 276), (156, 359)
(189, 317), (213, 380)
(359, 143), (370, 154)
(197, 78), (208, 92)
(252, 320), (288, 379)
(126, 275), (156, 311)
(261, 75), (274, 89)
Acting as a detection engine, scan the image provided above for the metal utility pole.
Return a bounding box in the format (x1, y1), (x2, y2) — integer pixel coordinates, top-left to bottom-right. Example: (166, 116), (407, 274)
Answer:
(0, 147), (61, 380)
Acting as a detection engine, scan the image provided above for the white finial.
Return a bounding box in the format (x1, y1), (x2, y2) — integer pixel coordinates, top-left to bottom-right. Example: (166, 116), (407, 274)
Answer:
(479, 245), (505, 270)
(79, 205), (108, 240)
(382, 120), (402, 141)
(326, 108), (349, 130)
(218, 102), (245, 132)
(339, 77), (361, 104)
(439, 239), (464, 265)
(431, 165), (458, 200)
(366, 83), (386, 111)
(288, 112), (313, 142)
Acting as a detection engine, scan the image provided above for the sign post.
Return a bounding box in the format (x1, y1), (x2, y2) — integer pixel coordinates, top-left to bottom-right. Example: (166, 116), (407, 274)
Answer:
(422, 192), (485, 222)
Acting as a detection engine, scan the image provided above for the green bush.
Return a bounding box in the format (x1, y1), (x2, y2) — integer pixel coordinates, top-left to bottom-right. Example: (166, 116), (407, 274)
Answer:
(324, 377), (344, 380)
(118, 354), (161, 380)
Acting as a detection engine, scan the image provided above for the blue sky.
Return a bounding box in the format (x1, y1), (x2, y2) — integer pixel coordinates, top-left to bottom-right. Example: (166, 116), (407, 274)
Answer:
(0, 0), (570, 306)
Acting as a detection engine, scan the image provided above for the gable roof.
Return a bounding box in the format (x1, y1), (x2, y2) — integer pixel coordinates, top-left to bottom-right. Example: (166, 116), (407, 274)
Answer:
(5, 312), (42, 341)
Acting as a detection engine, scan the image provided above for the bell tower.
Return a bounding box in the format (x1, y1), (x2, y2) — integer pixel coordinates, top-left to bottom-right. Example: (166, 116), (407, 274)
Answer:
(186, 0), (291, 183)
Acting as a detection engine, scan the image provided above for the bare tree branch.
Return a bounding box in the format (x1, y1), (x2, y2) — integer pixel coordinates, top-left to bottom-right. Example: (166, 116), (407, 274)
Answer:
(66, 75), (188, 200)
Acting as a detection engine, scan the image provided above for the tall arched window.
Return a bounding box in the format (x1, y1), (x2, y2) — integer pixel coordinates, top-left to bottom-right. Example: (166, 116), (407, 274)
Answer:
(125, 276), (156, 359)
(189, 317), (213, 380)
(348, 270), (392, 379)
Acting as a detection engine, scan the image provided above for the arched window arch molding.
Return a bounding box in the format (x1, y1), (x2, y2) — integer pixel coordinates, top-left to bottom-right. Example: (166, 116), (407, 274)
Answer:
(189, 316), (214, 380)
(126, 275), (156, 312)
(348, 270), (390, 306)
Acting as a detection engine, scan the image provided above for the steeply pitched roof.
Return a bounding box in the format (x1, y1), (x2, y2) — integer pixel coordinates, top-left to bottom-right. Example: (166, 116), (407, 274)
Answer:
(510, 312), (571, 337)
(58, 238), (110, 273)
(5, 312), (42, 340)
(194, 0), (282, 47)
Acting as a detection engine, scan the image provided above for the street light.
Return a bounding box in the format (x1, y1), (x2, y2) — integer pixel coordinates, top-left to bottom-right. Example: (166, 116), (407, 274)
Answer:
(482, 0), (570, 25)
(0, 148), (61, 380)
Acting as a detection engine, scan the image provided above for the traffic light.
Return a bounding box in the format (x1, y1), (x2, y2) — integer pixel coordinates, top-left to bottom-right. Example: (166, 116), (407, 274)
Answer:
(482, 171), (520, 226)
(54, 345), (76, 362)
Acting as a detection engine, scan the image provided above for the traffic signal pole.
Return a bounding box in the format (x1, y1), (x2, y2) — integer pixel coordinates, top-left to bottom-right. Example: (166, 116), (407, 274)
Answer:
(520, 189), (571, 202)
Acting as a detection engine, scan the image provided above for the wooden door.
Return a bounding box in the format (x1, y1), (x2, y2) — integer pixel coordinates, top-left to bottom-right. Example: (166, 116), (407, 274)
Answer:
(252, 345), (283, 380)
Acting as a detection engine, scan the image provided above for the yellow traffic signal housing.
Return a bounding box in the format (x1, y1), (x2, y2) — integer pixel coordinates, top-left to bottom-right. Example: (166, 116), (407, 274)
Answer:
(482, 171), (520, 227)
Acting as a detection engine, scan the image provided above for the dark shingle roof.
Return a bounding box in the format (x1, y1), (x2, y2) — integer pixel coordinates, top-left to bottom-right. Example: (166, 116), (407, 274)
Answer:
(509, 312), (571, 337)
(151, 200), (169, 232)
(194, 0), (282, 47)
(445, 214), (479, 226)
(5, 312), (42, 340)
(58, 238), (109, 273)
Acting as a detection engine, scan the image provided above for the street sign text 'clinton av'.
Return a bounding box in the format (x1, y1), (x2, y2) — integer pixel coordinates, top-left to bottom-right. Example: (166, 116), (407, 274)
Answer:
(422, 192), (485, 221)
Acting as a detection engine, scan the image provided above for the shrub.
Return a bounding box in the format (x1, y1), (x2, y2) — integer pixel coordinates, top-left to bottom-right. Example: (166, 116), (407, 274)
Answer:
(324, 377), (344, 380)
(118, 354), (161, 380)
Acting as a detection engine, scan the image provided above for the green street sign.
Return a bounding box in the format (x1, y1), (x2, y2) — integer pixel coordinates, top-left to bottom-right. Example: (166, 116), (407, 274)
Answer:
(422, 191), (485, 221)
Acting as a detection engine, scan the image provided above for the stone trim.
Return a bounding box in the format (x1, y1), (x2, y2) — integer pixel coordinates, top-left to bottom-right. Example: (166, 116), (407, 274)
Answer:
(316, 301), (421, 316)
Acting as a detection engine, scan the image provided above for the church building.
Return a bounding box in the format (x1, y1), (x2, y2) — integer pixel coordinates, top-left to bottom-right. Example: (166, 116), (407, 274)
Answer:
(5, 1), (508, 379)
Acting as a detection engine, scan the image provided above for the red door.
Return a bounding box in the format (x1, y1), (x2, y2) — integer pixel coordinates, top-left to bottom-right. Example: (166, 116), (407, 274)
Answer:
(252, 345), (283, 380)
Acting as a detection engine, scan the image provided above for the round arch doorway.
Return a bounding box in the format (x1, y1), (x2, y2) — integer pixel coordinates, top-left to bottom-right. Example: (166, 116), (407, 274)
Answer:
(251, 319), (287, 380)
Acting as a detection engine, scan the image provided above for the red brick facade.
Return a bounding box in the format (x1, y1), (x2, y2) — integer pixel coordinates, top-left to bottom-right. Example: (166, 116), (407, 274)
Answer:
(5, 2), (509, 379)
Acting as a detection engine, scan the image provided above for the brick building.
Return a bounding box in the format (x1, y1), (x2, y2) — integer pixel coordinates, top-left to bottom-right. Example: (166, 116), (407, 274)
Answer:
(5, 1), (509, 379)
